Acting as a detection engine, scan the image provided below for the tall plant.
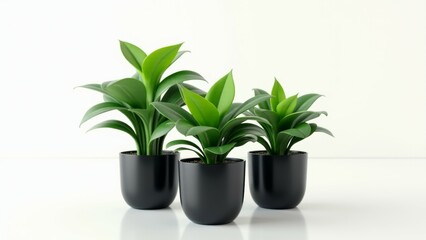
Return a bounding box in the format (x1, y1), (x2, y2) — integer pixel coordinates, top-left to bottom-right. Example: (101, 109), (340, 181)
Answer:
(249, 79), (333, 155)
(79, 41), (205, 155)
(152, 72), (270, 164)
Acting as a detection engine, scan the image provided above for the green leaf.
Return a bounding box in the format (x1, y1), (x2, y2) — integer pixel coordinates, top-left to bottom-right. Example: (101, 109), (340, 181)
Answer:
(256, 137), (272, 153)
(167, 139), (203, 154)
(76, 83), (105, 94)
(87, 120), (137, 142)
(80, 102), (125, 126)
(220, 94), (270, 126)
(296, 93), (323, 111)
(253, 88), (271, 109)
(142, 43), (182, 89)
(151, 102), (196, 124)
(281, 123), (312, 138)
(173, 147), (205, 160)
(155, 70), (205, 100)
(254, 108), (280, 131)
(204, 143), (236, 155)
(119, 41), (147, 71)
(220, 116), (270, 135)
(150, 120), (175, 142)
(276, 94), (298, 117)
(278, 111), (327, 130)
(270, 79), (286, 111)
(161, 83), (206, 106)
(104, 78), (146, 108)
(180, 86), (220, 127)
(205, 71), (235, 116)
(126, 108), (153, 128)
(315, 126), (334, 137)
(172, 50), (189, 64)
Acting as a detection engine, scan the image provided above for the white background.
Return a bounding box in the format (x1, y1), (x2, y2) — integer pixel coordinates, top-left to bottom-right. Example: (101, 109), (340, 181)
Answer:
(0, 0), (425, 159)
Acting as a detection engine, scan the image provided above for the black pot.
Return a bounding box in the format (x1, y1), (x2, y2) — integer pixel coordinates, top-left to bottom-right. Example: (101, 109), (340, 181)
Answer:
(120, 151), (178, 209)
(248, 151), (307, 209)
(179, 158), (245, 225)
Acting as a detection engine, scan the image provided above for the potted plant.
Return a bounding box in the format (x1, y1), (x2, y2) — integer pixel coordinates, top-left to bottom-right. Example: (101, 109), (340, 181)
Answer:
(78, 41), (205, 209)
(152, 71), (269, 224)
(248, 79), (333, 209)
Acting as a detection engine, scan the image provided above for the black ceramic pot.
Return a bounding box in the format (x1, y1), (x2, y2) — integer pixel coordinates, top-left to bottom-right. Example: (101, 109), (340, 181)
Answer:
(248, 151), (307, 209)
(179, 158), (245, 225)
(120, 151), (178, 209)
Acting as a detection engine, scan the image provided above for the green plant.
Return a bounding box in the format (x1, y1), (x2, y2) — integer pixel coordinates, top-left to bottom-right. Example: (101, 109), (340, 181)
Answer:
(152, 72), (270, 164)
(249, 79), (333, 155)
(78, 41), (205, 155)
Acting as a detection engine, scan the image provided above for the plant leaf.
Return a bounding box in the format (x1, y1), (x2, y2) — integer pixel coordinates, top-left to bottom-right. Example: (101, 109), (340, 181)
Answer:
(281, 123), (312, 138)
(155, 70), (205, 100)
(220, 94), (270, 126)
(119, 41), (147, 71)
(270, 79), (286, 111)
(167, 139), (203, 154)
(142, 43), (182, 90)
(315, 126), (334, 137)
(173, 147), (205, 160)
(295, 93), (323, 111)
(256, 137), (272, 153)
(126, 108), (153, 128)
(180, 86), (220, 127)
(253, 88), (271, 109)
(151, 102), (196, 124)
(220, 116), (270, 135)
(76, 83), (105, 94)
(172, 50), (189, 64)
(278, 111), (327, 130)
(161, 83), (206, 106)
(150, 120), (175, 142)
(87, 120), (137, 142)
(205, 71), (235, 116)
(204, 143), (236, 155)
(254, 108), (280, 131)
(80, 102), (125, 126)
(104, 78), (146, 108)
(276, 94), (298, 117)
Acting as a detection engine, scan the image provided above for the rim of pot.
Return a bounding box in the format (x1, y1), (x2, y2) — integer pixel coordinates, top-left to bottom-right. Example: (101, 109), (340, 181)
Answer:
(120, 150), (179, 156)
(180, 158), (244, 165)
(248, 150), (307, 156)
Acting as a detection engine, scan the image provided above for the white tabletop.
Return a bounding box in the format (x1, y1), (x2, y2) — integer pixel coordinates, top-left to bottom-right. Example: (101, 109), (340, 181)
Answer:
(1, 157), (425, 240)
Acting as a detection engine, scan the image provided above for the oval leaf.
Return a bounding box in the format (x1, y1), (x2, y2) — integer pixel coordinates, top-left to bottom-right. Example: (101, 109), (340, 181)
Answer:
(155, 70), (205, 100)
(119, 41), (147, 71)
(80, 102), (125, 126)
(270, 79), (286, 111)
(142, 43), (182, 89)
(151, 102), (196, 124)
(104, 78), (146, 108)
(150, 120), (175, 142)
(276, 94), (298, 117)
(205, 71), (235, 116)
(204, 143), (236, 155)
(180, 86), (220, 127)
(296, 93), (323, 111)
(87, 120), (137, 142)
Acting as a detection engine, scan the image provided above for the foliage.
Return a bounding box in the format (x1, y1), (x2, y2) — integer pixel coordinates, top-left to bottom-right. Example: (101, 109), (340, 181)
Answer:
(78, 41), (205, 155)
(249, 79), (333, 155)
(152, 72), (270, 164)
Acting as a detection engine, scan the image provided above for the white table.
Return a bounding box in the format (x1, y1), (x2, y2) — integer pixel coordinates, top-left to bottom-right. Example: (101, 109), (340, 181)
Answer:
(1, 158), (425, 240)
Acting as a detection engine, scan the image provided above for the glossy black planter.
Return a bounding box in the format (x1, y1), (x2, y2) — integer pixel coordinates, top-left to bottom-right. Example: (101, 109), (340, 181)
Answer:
(179, 158), (245, 225)
(249, 151), (307, 209)
(120, 151), (178, 209)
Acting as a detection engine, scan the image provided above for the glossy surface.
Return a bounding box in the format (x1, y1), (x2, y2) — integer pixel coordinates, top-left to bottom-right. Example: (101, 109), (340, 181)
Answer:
(249, 151), (307, 209)
(120, 151), (178, 209)
(179, 158), (245, 225)
(2, 157), (426, 239)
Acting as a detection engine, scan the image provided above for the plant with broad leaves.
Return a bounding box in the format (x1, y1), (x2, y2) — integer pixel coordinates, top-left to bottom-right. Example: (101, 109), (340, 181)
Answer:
(78, 41), (205, 155)
(152, 71), (270, 164)
(249, 79), (333, 155)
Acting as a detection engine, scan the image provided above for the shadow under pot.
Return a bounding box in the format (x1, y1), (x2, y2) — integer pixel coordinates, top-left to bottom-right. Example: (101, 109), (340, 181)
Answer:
(179, 158), (245, 225)
(248, 151), (307, 209)
(120, 151), (178, 209)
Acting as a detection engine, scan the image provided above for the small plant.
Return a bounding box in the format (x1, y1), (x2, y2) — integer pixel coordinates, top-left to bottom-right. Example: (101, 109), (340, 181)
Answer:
(152, 72), (270, 164)
(79, 41), (205, 155)
(249, 79), (333, 155)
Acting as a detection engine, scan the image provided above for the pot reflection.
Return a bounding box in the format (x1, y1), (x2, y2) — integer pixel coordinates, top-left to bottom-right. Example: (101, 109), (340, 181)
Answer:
(181, 222), (243, 240)
(120, 207), (178, 240)
(249, 207), (307, 240)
